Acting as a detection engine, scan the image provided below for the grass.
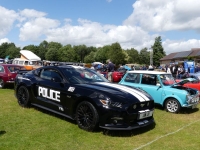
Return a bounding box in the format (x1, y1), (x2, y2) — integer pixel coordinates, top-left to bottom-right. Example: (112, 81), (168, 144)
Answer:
(1, 89), (200, 150)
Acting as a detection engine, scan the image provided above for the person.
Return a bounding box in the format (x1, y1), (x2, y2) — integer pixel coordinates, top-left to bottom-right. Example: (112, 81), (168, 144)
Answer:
(166, 65), (171, 73)
(107, 60), (115, 82)
(148, 64), (154, 71)
(132, 65), (136, 70)
(177, 65), (185, 79)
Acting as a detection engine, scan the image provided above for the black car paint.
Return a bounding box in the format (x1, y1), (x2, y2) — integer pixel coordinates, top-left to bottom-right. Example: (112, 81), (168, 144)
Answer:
(14, 65), (155, 130)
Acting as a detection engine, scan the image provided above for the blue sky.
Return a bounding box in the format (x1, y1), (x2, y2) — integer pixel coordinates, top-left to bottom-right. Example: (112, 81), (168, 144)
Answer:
(0, 0), (200, 54)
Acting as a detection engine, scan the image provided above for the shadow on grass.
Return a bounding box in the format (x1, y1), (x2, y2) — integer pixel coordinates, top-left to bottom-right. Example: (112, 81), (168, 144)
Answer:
(0, 131), (6, 136)
(102, 122), (156, 137)
(32, 105), (156, 136)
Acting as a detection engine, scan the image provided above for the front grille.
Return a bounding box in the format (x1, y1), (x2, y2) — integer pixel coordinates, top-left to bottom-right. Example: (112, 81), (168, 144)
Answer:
(127, 101), (154, 113)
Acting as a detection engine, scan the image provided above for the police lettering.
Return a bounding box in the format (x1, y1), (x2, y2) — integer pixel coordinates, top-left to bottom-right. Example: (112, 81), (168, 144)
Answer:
(38, 86), (60, 102)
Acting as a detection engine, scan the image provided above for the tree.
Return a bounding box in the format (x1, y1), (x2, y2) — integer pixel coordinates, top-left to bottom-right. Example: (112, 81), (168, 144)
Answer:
(23, 45), (39, 55)
(38, 40), (49, 60)
(152, 36), (166, 66)
(126, 48), (139, 63)
(58, 44), (76, 62)
(108, 42), (126, 65)
(73, 45), (90, 63)
(0, 42), (20, 59)
(139, 48), (150, 65)
(94, 46), (110, 63)
(84, 51), (96, 63)
(45, 48), (59, 61)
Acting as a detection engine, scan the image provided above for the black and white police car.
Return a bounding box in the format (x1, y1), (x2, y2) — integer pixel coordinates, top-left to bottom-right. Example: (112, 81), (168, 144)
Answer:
(14, 65), (155, 131)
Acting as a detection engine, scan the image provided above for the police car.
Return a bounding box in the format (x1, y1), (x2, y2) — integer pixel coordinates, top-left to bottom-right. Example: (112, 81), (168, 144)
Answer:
(14, 65), (155, 131)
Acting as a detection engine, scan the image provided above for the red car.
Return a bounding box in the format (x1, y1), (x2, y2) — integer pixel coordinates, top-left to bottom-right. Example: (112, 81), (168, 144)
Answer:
(99, 67), (127, 82)
(175, 73), (200, 96)
(0, 64), (26, 88)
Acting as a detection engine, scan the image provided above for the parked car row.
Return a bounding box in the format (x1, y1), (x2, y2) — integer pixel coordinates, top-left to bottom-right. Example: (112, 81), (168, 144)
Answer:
(1, 64), (199, 132)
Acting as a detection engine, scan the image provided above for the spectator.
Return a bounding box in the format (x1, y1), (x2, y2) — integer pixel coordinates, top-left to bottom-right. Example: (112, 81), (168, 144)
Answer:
(107, 60), (115, 82)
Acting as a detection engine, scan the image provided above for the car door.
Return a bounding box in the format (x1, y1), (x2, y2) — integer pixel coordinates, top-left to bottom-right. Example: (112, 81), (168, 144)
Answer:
(138, 74), (164, 105)
(33, 68), (75, 115)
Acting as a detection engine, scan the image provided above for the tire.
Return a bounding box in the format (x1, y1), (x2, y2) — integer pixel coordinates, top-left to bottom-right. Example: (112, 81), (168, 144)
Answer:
(17, 86), (31, 107)
(165, 98), (181, 113)
(76, 101), (99, 132)
(0, 78), (5, 89)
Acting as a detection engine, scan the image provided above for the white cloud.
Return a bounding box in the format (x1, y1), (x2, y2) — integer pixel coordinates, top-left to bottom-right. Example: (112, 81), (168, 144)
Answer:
(0, 6), (18, 37)
(163, 39), (200, 54)
(0, 38), (10, 44)
(1, 1), (200, 56)
(124, 0), (200, 32)
(19, 17), (60, 41)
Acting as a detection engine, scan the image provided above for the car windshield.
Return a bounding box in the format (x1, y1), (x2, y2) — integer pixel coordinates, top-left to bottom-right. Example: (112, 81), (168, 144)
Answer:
(63, 67), (109, 84)
(160, 74), (176, 86)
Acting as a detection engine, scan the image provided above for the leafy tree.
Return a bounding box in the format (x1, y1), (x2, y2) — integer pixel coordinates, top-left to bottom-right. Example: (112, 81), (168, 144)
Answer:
(58, 44), (76, 62)
(48, 42), (62, 50)
(38, 40), (49, 60)
(152, 36), (166, 66)
(73, 45), (90, 63)
(126, 48), (139, 63)
(5, 45), (20, 59)
(0, 42), (11, 58)
(108, 42), (126, 65)
(139, 48), (150, 65)
(23, 45), (39, 55)
(0, 42), (20, 59)
(45, 48), (59, 61)
(94, 46), (110, 63)
(84, 51), (96, 63)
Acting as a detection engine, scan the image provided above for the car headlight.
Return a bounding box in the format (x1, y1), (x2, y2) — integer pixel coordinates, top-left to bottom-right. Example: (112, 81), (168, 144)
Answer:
(90, 92), (123, 108)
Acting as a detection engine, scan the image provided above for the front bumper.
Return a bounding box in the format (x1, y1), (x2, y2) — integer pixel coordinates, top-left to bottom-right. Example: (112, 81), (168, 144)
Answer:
(98, 106), (155, 130)
(100, 118), (155, 130)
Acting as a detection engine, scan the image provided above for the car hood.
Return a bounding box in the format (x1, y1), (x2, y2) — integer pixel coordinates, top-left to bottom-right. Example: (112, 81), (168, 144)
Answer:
(172, 78), (196, 87)
(78, 82), (152, 103)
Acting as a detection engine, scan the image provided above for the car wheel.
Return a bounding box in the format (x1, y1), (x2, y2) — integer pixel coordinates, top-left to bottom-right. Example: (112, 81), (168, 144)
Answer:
(76, 101), (99, 131)
(165, 98), (180, 113)
(0, 78), (5, 89)
(17, 86), (31, 107)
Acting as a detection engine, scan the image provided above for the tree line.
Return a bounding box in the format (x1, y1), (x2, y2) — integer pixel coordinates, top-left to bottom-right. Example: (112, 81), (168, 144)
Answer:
(0, 36), (166, 66)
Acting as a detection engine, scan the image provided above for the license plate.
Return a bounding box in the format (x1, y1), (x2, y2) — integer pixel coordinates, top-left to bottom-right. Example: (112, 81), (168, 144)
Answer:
(192, 104), (198, 109)
(138, 110), (153, 119)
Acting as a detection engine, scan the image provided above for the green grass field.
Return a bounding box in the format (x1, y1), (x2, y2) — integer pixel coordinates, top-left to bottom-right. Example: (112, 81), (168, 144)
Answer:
(1, 89), (200, 150)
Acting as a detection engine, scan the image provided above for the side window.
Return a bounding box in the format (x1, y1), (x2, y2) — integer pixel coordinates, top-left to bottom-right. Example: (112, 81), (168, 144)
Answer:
(40, 69), (52, 80)
(19, 61), (24, 65)
(40, 69), (62, 81)
(13, 60), (18, 64)
(24, 61), (28, 65)
(141, 74), (157, 85)
(124, 73), (140, 83)
(0, 66), (5, 72)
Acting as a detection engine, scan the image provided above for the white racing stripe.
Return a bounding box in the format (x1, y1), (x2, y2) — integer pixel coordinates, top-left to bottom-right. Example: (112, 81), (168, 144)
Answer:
(97, 82), (150, 102)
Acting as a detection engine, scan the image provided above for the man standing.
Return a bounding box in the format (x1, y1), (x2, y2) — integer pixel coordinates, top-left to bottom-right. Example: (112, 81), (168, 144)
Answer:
(107, 60), (115, 82)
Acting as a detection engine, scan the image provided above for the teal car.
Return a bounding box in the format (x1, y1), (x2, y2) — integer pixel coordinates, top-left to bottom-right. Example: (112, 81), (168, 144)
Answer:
(119, 71), (199, 113)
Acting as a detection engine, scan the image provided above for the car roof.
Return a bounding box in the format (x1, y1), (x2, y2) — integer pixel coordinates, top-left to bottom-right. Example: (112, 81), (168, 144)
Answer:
(127, 70), (171, 75)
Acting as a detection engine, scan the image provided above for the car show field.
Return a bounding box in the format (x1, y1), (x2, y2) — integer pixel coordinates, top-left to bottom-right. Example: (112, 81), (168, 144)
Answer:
(1, 89), (200, 150)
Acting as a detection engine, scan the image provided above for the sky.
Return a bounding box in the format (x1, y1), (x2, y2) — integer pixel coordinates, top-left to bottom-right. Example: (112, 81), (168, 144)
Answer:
(0, 0), (200, 55)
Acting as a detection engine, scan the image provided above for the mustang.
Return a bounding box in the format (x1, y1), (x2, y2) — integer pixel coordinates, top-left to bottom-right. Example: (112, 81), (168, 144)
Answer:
(14, 65), (155, 131)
